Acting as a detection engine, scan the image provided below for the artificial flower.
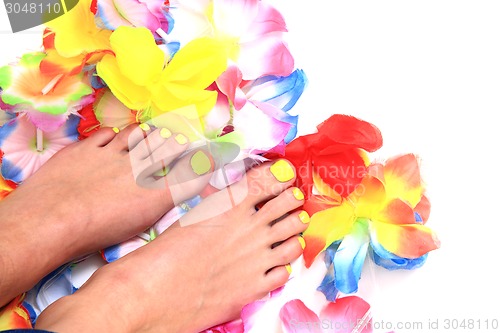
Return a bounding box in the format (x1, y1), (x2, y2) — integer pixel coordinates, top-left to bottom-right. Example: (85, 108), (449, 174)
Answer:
(96, 26), (227, 121)
(95, 0), (172, 38)
(168, 0), (293, 80)
(0, 115), (80, 183)
(213, 67), (306, 150)
(304, 154), (440, 294)
(0, 294), (32, 330)
(272, 114), (383, 199)
(40, 28), (113, 77)
(0, 52), (93, 132)
(279, 297), (372, 333)
(0, 164), (16, 199)
(44, 0), (112, 59)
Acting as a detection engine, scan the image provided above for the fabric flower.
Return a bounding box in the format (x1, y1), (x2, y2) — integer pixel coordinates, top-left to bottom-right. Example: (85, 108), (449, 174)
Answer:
(168, 0), (293, 80)
(96, 26), (228, 121)
(0, 115), (80, 183)
(0, 52), (93, 132)
(0, 163), (16, 199)
(95, 0), (172, 38)
(211, 67), (307, 153)
(0, 294), (32, 330)
(304, 153), (440, 295)
(272, 114), (383, 199)
(279, 297), (372, 333)
(44, 0), (112, 59)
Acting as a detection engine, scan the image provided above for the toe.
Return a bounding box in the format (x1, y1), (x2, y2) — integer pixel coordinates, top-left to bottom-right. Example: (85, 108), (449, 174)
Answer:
(256, 187), (305, 223)
(270, 210), (309, 243)
(106, 123), (143, 151)
(231, 159), (297, 211)
(129, 126), (174, 160)
(84, 127), (118, 147)
(270, 235), (305, 267)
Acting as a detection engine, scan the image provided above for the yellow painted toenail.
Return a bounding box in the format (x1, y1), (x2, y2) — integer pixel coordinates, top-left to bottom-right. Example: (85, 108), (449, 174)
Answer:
(299, 211), (310, 224)
(175, 134), (188, 145)
(139, 123), (150, 131)
(154, 166), (170, 177)
(285, 264), (292, 274)
(160, 128), (172, 139)
(292, 187), (304, 201)
(190, 151), (212, 176)
(270, 160), (295, 183)
(112, 127), (120, 134)
(298, 237), (306, 250)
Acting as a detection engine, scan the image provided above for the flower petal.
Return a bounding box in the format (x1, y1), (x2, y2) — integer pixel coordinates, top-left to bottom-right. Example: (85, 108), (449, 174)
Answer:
(316, 115), (383, 153)
(96, 54), (152, 110)
(162, 37), (227, 89)
(110, 26), (164, 86)
(0, 116), (79, 183)
(0, 294), (32, 330)
(45, 0), (112, 58)
(414, 194), (431, 223)
(238, 35), (293, 80)
(369, 247), (428, 271)
(319, 296), (372, 333)
(232, 102), (291, 153)
(383, 153), (424, 207)
(242, 69), (307, 112)
(318, 242), (340, 302)
(279, 299), (322, 333)
(303, 202), (355, 268)
(95, 0), (163, 33)
(333, 220), (370, 294)
(370, 217), (440, 259)
(93, 89), (136, 129)
(102, 236), (149, 263)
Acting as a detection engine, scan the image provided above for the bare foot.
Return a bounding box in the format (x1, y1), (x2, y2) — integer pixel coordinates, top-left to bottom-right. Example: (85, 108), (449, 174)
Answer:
(36, 160), (309, 333)
(0, 124), (214, 306)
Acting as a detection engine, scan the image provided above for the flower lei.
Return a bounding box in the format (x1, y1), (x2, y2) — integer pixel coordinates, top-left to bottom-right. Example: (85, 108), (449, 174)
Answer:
(0, 0), (440, 331)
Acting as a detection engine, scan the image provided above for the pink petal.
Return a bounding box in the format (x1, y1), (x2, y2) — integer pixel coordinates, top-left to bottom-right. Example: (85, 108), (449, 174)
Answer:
(238, 35), (294, 80)
(319, 296), (372, 333)
(279, 299), (322, 333)
(232, 102), (291, 153)
(243, 2), (287, 42)
(216, 66), (247, 110)
(241, 300), (267, 332)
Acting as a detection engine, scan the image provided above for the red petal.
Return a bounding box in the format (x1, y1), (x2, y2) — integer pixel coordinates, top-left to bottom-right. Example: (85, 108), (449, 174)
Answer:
(317, 114), (383, 152)
(314, 150), (367, 197)
(415, 194), (431, 223)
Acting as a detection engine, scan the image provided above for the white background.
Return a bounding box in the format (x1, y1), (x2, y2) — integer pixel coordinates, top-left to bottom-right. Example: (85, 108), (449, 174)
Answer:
(1, 1), (500, 332)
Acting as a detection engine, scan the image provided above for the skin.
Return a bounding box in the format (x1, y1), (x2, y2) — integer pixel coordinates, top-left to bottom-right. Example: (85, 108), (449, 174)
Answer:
(0, 124), (307, 332)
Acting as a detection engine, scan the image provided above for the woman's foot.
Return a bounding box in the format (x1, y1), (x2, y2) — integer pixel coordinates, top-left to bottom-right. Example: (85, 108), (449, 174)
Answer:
(36, 160), (310, 333)
(0, 124), (214, 306)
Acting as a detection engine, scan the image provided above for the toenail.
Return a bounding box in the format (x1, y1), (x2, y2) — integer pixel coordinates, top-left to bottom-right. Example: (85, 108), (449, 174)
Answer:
(112, 127), (120, 134)
(292, 187), (304, 201)
(154, 166), (170, 177)
(270, 160), (295, 183)
(139, 123), (151, 131)
(174, 134), (188, 145)
(285, 264), (292, 274)
(298, 211), (310, 224)
(298, 236), (306, 250)
(160, 128), (172, 139)
(190, 151), (212, 175)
